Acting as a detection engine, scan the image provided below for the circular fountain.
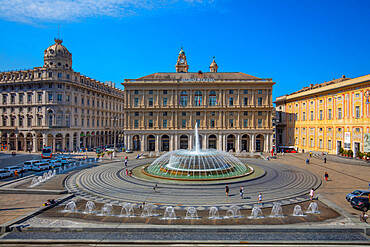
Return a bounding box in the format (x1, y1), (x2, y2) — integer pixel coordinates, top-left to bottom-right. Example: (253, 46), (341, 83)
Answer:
(143, 123), (253, 181)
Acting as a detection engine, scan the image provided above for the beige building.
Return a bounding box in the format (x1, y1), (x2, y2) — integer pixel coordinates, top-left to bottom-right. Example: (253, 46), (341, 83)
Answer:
(275, 74), (370, 155)
(123, 48), (275, 153)
(0, 39), (125, 152)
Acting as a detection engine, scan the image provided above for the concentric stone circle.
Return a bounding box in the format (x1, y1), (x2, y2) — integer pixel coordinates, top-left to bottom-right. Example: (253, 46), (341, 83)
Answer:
(64, 158), (321, 208)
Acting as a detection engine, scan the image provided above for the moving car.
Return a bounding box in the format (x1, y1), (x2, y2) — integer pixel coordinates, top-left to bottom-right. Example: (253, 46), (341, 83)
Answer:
(0, 170), (12, 179)
(23, 160), (40, 171)
(351, 196), (370, 212)
(346, 190), (370, 202)
(125, 149), (133, 153)
(32, 162), (51, 171)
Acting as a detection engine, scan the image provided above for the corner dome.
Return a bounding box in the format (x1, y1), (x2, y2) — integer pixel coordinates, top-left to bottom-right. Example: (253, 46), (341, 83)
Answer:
(179, 47), (185, 55)
(43, 38), (72, 70)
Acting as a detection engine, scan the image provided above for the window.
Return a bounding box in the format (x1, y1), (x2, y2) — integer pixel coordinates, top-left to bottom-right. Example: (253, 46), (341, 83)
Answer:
(355, 128), (360, 132)
(243, 111), (248, 116)
(149, 112), (153, 116)
(328, 140), (332, 150)
(48, 72), (52, 78)
(243, 97), (248, 106)
(303, 112), (306, 121)
(182, 112), (186, 116)
(355, 93), (359, 98)
(182, 119), (186, 128)
(310, 138), (314, 148)
(258, 111), (262, 116)
(229, 119), (234, 127)
(163, 90), (167, 94)
(163, 98), (168, 106)
(163, 119), (167, 128)
(209, 91), (217, 106)
(87, 99), (90, 106)
(319, 110), (323, 120)
(355, 106), (360, 118)
(134, 120), (139, 128)
(2, 95), (7, 104)
(163, 112), (168, 116)
(194, 91), (202, 106)
(229, 97), (234, 106)
(258, 89), (262, 94)
(66, 95), (70, 102)
(258, 119), (262, 127)
(148, 119), (153, 128)
(134, 98), (139, 106)
(258, 97), (262, 106)
(229, 90), (233, 94)
(243, 119), (248, 127)
(48, 93), (53, 101)
(338, 127), (342, 132)
(229, 112), (234, 116)
(310, 111), (314, 120)
(134, 112), (139, 116)
(328, 98), (332, 102)
(57, 94), (62, 102)
(338, 108), (342, 119)
(134, 90), (139, 95)
(19, 94), (23, 103)
(328, 109), (332, 120)
(302, 138), (306, 146)
(180, 91), (188, 106)
(11, 94), (15, 103)
(243, 90), (248, 94)
(2, 117), (6, 126)
(196, 112), (201, 116)
(319, 100), (322, 103)
(19, 117), (23, 127)
(48, 115), (53, 126)
(196, 119), (200, 127)
(57, 84), (62, 88)
(149, 90), (153, 94)
(210, 119), (215, 128)
(211, 111), (216, 116)
(319, 139), (323, 149)
(148, 98), (153, 106)
(65, 115), (70, 126)
(66, 74), (70, 79)
(27, 94), (32, 103)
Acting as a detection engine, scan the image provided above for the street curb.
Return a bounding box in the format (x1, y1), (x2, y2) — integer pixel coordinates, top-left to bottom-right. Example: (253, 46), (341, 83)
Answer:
(0, 188), (68, 194)
(0, 193), (75, 234)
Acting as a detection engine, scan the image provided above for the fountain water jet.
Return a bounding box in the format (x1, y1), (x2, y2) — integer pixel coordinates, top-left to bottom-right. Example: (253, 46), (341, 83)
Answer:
(84, 201), (96, 214)
(249, 205), (264, 218)
(100, 203), (113, 215)
(225, 205), (241, 218)
(209, 207), (220, 219)
(185, 207), (198, 219)
(141, 203), (157, 217)
(293, 205), (305, 216)
(270, 203), (283, 217)
(163, 206), (176, 219)
(64, 201), (77, 212)
(306, 202), (320, 214)
(120, 203), (134, 217)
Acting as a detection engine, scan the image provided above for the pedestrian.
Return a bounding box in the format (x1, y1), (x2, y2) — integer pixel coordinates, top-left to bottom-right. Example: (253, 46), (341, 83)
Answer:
(125, 156), (128, 161)
(266, 156), (270, 161)
(310, 188), (315, 200)
(324, 157), (327, 163)
(324, 172), (329, 181)
(309, 152), (312, 157)
(136, 154), (140, 160)
(14, 170), (18, 179)
(240, 186), (244, 199)
(281, 149), (284, 156)
(306, 158), (310, 164)
(125, 169), (128, 175)
(225, 184), (229, 196)
(125, 159), (128, 167)
(258, 193), (263, 205)
(20, 168), (24, 178)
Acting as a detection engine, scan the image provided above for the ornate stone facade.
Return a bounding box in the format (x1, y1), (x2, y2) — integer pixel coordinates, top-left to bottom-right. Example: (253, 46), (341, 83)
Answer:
(0, 39), (125, 152)
(123, 48), (275, 153)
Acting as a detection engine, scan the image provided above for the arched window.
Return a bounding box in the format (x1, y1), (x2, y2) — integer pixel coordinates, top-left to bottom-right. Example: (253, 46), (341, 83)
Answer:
(209, 90), (217, 106)
(180, 91), (188, 106)
(194, 91), (202, 106)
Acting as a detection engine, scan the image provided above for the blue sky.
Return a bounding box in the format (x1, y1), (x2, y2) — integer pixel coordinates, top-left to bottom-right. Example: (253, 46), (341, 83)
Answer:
(0, 0), (369, 100)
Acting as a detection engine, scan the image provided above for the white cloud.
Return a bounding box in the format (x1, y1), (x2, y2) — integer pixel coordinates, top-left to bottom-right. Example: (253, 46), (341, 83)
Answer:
(0, 0), (213, 24)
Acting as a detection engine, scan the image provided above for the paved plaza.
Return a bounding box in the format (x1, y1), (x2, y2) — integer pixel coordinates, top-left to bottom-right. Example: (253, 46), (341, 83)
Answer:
(0, 150), (369, 245)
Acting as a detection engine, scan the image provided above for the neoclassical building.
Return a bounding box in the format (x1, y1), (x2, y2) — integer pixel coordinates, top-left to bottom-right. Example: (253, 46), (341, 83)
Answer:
(123, 48), (275, 153)
(0, 39), (125, 152)
(275, 74), (370, 155)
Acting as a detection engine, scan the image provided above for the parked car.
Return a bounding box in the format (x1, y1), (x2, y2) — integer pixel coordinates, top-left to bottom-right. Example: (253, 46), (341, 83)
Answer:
(0, 170), (12, 179)
(346, 190), (370, 202)
(23, 160), (40, 171)
(125, 149), (133, 153)
(351, 196), (370, 212)
(6, 165), (24, 173)
(48, 160), (62, 168)
(32, 162), (51, 171)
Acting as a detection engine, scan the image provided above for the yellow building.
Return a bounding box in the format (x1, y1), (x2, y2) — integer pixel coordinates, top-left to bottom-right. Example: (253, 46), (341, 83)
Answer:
(275, 74), (370, 155)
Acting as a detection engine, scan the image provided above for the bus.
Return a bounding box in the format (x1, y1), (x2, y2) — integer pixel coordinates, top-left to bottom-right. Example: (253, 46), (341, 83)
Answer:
(277, 146), (298, 153)
(41, 147), (53, 159)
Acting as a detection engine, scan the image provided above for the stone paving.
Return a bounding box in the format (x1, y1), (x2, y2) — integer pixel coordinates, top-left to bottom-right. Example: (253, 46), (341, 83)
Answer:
(64, 158), (320, 210)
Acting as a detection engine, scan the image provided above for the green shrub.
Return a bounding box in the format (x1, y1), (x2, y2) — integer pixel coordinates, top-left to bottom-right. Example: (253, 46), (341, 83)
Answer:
(339, 147), (344, 154)
(348, 150), (353, 157)
(357, 151), (363, 158)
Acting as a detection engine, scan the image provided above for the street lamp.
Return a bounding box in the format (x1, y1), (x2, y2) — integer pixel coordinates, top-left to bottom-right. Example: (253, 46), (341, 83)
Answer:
(111, 115), (119, 157)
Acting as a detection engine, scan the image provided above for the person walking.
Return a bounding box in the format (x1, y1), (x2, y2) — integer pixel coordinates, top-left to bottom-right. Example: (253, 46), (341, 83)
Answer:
(240, 186), (244, 199)
(324, 157), (327, 163)
(306, 158), (310, 164)
(310, 188), (315, 200)
(324, 172), (329, 181)
(309, 152), (312, 157)
(125, 156), (128, 161)
(125, 159), (128, 167)
(20, 168), (24, 178)
(225, 184), (229, 196)
(258, 193), (263, 205)
(14, 170), (18, 179)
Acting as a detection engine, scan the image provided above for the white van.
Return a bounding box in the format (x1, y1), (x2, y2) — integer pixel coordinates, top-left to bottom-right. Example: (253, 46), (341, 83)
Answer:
(32, 162), (51, 171)
(23, 160), (40, 171)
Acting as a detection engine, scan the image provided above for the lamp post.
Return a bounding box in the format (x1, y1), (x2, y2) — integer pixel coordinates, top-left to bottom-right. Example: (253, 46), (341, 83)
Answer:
(111, 115), (118, 157)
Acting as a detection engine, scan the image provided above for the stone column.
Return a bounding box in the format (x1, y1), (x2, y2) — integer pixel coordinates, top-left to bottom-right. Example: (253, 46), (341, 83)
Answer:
(141, 135), (145, 152)
(155, 135), (160, 152)
(32, 135), (37, 152)
(174, 134), (178, 150)
(218, 134), (223, 150)
(223, 134), (227, 151)
(189, 135), (193, 150)
(236, 134), (240, 152)
(170, 135), (174, 151)
(203, 134), (207, 150)
(251, 134), (255, 152)
(52, 137), (56, 153)
(69, 136), (73, 151)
